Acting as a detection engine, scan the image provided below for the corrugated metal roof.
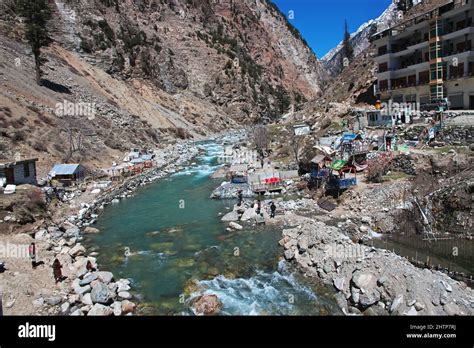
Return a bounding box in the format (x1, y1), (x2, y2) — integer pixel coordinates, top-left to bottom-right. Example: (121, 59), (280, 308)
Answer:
(49, 164), (82, 176)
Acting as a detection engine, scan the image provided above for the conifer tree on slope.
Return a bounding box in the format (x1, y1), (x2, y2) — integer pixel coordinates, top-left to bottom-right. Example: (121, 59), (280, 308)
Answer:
(16, 0), (52, 85)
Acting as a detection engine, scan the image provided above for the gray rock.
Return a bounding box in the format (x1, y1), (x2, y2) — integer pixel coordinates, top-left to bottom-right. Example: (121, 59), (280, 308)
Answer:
(60, 302), (70, 314)
(81, 293), (93, 305)
(65, 226), (80, 238)
(440, 280), (453, 293)
(443, 302), (460, 316)
(414, 301), (425, 311)
(352, 272), (376, 290)
(95, 271), (114, 284)
(359, 290), (380, 308)
(333, 277), (345, 291)
(113, 301), (122, 316)
(74, 284), (91, 295)
(377, 276), (388, 286)
(440, 291), (449, 305)
(34, 230), (49, 240)
(284, 249), (295, 260)
(390, 294), (403, 313)
(68, 244), (86, 257)
(405, 306), (418, 316)
(117, 283), (131, 292)
(32, 298), (44, 308)
(70, 309), (82, 316)
(91, 283), (114, 305)
(87, 303), (113, 316)
(229, 222), (243, 230)
(79, 274), (98, 286)
(83, 227), (100, 234)
(118, 291), (132, 300)
(351, 286), (360, 304)
(45, 296), (62, 306)
(221, 211), (239, 222)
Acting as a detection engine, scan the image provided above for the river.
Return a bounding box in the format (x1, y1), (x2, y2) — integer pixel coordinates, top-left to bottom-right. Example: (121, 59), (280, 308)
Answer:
(84, 142), (341, 315)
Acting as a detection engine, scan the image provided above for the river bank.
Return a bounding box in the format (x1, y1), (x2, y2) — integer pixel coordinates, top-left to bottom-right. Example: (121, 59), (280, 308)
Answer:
(83, 140), (341, 315)
(0, 132), (243, 315)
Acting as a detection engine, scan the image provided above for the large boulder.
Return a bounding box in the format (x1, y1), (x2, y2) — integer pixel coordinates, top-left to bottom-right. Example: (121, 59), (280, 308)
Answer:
(90, 282), (114, 305)
(352, 272), (377, 290)
(83, 227), (100, 234)
(191, 294), (222, 316)
(95, 271), (114, 284)
(221, 211), (240, 222)
(121, 300), (136, 314)
(68, 244), (86, 257)
(229, 222), (243, 230)
(240, 208), (257, 222)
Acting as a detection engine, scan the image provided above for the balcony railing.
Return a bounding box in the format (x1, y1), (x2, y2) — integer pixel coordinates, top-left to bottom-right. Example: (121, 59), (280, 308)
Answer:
(443, 18), (473, 35)
(443, 45), (473, 56)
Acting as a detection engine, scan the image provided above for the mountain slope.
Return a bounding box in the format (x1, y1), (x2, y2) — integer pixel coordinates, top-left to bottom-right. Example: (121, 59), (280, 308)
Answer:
(55, 0), (328, 122)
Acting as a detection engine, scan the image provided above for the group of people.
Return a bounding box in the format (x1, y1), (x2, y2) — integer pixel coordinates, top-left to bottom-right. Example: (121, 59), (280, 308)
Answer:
(237, 190), (277, 219)
(254, 198), (277, 219)
(28, 242), (66, 284)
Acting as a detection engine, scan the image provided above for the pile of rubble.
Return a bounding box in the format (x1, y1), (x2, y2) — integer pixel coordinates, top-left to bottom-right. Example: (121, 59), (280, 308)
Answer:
(391, 154), (416, 176)
(280, 219), (474, 315)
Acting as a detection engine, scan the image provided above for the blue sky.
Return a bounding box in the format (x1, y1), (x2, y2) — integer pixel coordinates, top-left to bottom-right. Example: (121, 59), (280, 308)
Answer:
(272, 0), (392, 58)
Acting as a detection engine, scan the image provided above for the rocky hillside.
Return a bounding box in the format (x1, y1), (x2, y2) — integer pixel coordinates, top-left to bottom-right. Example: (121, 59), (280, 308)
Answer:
(53, 0), (328, 122)
(0, 0), (329, 176)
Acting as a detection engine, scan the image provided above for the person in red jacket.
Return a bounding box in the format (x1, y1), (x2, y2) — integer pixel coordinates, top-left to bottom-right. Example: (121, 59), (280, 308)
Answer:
(53, 259), (63, 283)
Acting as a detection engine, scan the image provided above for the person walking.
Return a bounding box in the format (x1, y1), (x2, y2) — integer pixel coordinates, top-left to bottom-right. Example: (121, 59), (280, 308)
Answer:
(270, 202), (276, 219)
(29, 243), (37, 269)
(53, 259), (63, 283)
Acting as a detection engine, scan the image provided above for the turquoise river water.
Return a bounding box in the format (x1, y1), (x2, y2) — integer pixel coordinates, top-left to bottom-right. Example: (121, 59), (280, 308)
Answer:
(85, 142), (340, 315)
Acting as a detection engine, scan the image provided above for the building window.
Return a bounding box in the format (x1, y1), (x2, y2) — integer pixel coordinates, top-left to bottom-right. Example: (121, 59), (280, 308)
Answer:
(379, 62), (388, 72)
(23, 163), (30, 178)
(419, 70), (430, 84)
(378, 45), (388, 56)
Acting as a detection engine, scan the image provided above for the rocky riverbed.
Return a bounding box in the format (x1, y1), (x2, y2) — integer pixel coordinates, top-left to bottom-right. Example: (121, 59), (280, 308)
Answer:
(0, 135), (233, 315)
(280, 217), (474, 316)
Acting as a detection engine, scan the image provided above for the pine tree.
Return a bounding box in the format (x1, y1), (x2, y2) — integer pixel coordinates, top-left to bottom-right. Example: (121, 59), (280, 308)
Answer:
(341, 20), (354, 67)
(16, 0), (52, 85)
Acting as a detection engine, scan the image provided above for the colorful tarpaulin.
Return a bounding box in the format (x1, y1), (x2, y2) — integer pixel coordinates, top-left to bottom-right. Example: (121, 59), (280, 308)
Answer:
(330, 159), (348, 171)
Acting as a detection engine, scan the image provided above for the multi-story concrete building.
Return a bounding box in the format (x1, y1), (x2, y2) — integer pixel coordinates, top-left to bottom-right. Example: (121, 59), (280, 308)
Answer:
(372, 0), (474, 110)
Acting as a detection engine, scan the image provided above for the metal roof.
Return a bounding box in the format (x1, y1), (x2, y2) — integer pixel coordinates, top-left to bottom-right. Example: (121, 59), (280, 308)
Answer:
(49, 164), (82, 176)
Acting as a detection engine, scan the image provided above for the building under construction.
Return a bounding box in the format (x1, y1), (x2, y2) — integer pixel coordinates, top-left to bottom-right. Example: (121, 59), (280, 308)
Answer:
(372, 0), (474, 109)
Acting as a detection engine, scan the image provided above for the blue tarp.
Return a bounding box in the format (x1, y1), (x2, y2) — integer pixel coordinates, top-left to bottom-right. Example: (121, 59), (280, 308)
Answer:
(342, 133), (358, 142)
(327, 176), (357, 190)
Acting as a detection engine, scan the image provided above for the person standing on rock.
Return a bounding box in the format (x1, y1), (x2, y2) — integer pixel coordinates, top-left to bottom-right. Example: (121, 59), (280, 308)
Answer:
(270, 202), (276, 219)
(237, 189), (243, 206)
(29, 243), (37, 269)
(53, 259), (63, 283)
(256, 199), (261, 215)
